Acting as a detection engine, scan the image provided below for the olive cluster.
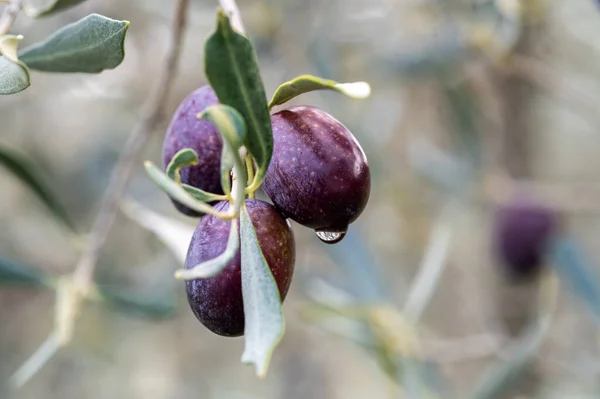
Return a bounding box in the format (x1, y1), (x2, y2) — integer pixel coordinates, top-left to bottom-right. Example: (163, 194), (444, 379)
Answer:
(162, 86), (371, 336)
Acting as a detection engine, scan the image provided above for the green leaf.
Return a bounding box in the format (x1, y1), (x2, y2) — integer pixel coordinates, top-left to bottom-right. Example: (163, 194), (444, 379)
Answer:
(175, 219), (239, 280)
(239, 204), (285, 377)
(0, 144), (74, 230)
(120, 199), (194, 264)
(268, 74), (371, 109)
(204, 9), (272, 188)
(96, 285), (177, 320)
(144, 161), (225, 217)
(0, 56), (30, 95)
(0, 257), (54, 287)
(19, 14), (129, 73)
(198, 104), (248, 210)
(24, 0), (88, 18)
(166, 148), (226, 202)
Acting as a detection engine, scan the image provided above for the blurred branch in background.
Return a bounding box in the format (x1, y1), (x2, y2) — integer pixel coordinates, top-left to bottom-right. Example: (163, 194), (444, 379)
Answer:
(0, 0), (23, 36)
(10, 0), (190, 389)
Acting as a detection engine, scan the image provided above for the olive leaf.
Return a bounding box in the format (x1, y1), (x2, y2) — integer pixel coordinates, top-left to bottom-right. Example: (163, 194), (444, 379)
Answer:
(94, 285), (178, 320)
(120, 199), (194, 264)
(0, 56), (29, 94)
(24, 0), (88, 18)
(175, 219), (239, 280)
(204, 9), (272, 190)
(144, 161), (224, 217)
(198, 104), (247, 208)
(0, 144), (74, 230)
(174, 105), (248, 280)
(268, 74), (371, 110)
(166, 148), (227, 202)
(240, 204), (285, 377)
(0, 257), (54, 287)
(19, 14), (129, 73)
(0, 35), (30, 95)
(550, 237), (600, 324)
(470, 272), (557, 399)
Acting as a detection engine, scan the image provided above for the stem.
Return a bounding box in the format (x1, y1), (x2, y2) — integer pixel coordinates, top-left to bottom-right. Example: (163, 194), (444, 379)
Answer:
(245, 153), (255, 199)
(402, 205), (453, 323)
(72, 0), (190, 291)
(218, 0), (248, 204)
(10, 0), (190, 389)
(229, 146), (248, 215)
(218, 0), (245, 34)
(0, 0), (23, 36)
(245, 173), (261, 195)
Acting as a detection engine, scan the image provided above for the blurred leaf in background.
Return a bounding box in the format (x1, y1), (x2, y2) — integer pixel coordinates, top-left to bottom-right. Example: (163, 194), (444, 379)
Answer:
(0, 144), (73, 230)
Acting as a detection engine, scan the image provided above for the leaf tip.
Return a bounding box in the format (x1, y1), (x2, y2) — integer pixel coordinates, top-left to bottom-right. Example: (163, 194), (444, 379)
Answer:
(334, 81), (371, 99)
(174, 269), (185, 280)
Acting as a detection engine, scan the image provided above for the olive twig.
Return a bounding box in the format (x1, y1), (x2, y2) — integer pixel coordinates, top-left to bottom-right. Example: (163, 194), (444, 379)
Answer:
(244, 152), (255, 199)
(218, 0), (245, 34)
(10, 0), (191, 389)
(0, 0), (23, 36)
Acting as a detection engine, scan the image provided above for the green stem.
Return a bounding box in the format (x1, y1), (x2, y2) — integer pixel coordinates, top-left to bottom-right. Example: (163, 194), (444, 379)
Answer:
(244, 174), (261, 196)
(245, 154), (255, 199)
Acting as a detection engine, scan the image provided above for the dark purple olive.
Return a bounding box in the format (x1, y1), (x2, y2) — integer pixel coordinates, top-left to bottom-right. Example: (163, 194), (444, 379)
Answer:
(162, 85), (223, 216)
(262, 106), (370, 242)
(185, 199), (295, 337)
(493, 196), (559, 280)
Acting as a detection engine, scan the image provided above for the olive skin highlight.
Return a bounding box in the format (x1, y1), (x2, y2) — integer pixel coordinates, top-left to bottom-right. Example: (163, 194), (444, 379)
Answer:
(185, 199), (296, 337)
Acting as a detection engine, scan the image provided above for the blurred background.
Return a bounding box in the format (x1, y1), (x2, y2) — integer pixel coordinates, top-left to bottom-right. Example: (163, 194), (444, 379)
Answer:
(3, 0), (600, 397)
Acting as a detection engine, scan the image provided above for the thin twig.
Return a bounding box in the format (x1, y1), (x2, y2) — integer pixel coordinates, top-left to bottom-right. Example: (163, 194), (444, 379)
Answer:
(72, 0), (190, 290)
(10, 0), (190, 389)
(218, 0), (245, 34)
(11, 332), (61, 389)
(0, 0), (23, 36)
(402, 204), (453, 322)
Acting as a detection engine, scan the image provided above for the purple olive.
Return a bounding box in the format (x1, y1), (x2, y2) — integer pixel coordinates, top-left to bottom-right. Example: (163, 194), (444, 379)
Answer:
(162, 85), (223, 216)
(185, 199), (295, 337)
(261, 106), (370, 240)
(493, 196), (559, 280)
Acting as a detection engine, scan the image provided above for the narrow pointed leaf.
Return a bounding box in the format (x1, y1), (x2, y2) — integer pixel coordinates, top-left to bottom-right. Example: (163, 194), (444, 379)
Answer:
(268, 74), (371, 109)
(166, 148), (225, 202)
(96, 285), (178, 319)
(20, 14), (129, 73)
(0, 257), (53, 287)
(204, 9), (272, 187)
(199, 104), (248, 213)
(0, 56), (30, 95)
(175, 219), (239, 279)
(166, 148), (199, 182)
(120, 199), (194, 264)
(24, 0), (88, 18)
(550, 236), (600, 323)
(0, 144), (73, 229)
(144, 161), (226, 217)
(239, 204), (285, 377)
